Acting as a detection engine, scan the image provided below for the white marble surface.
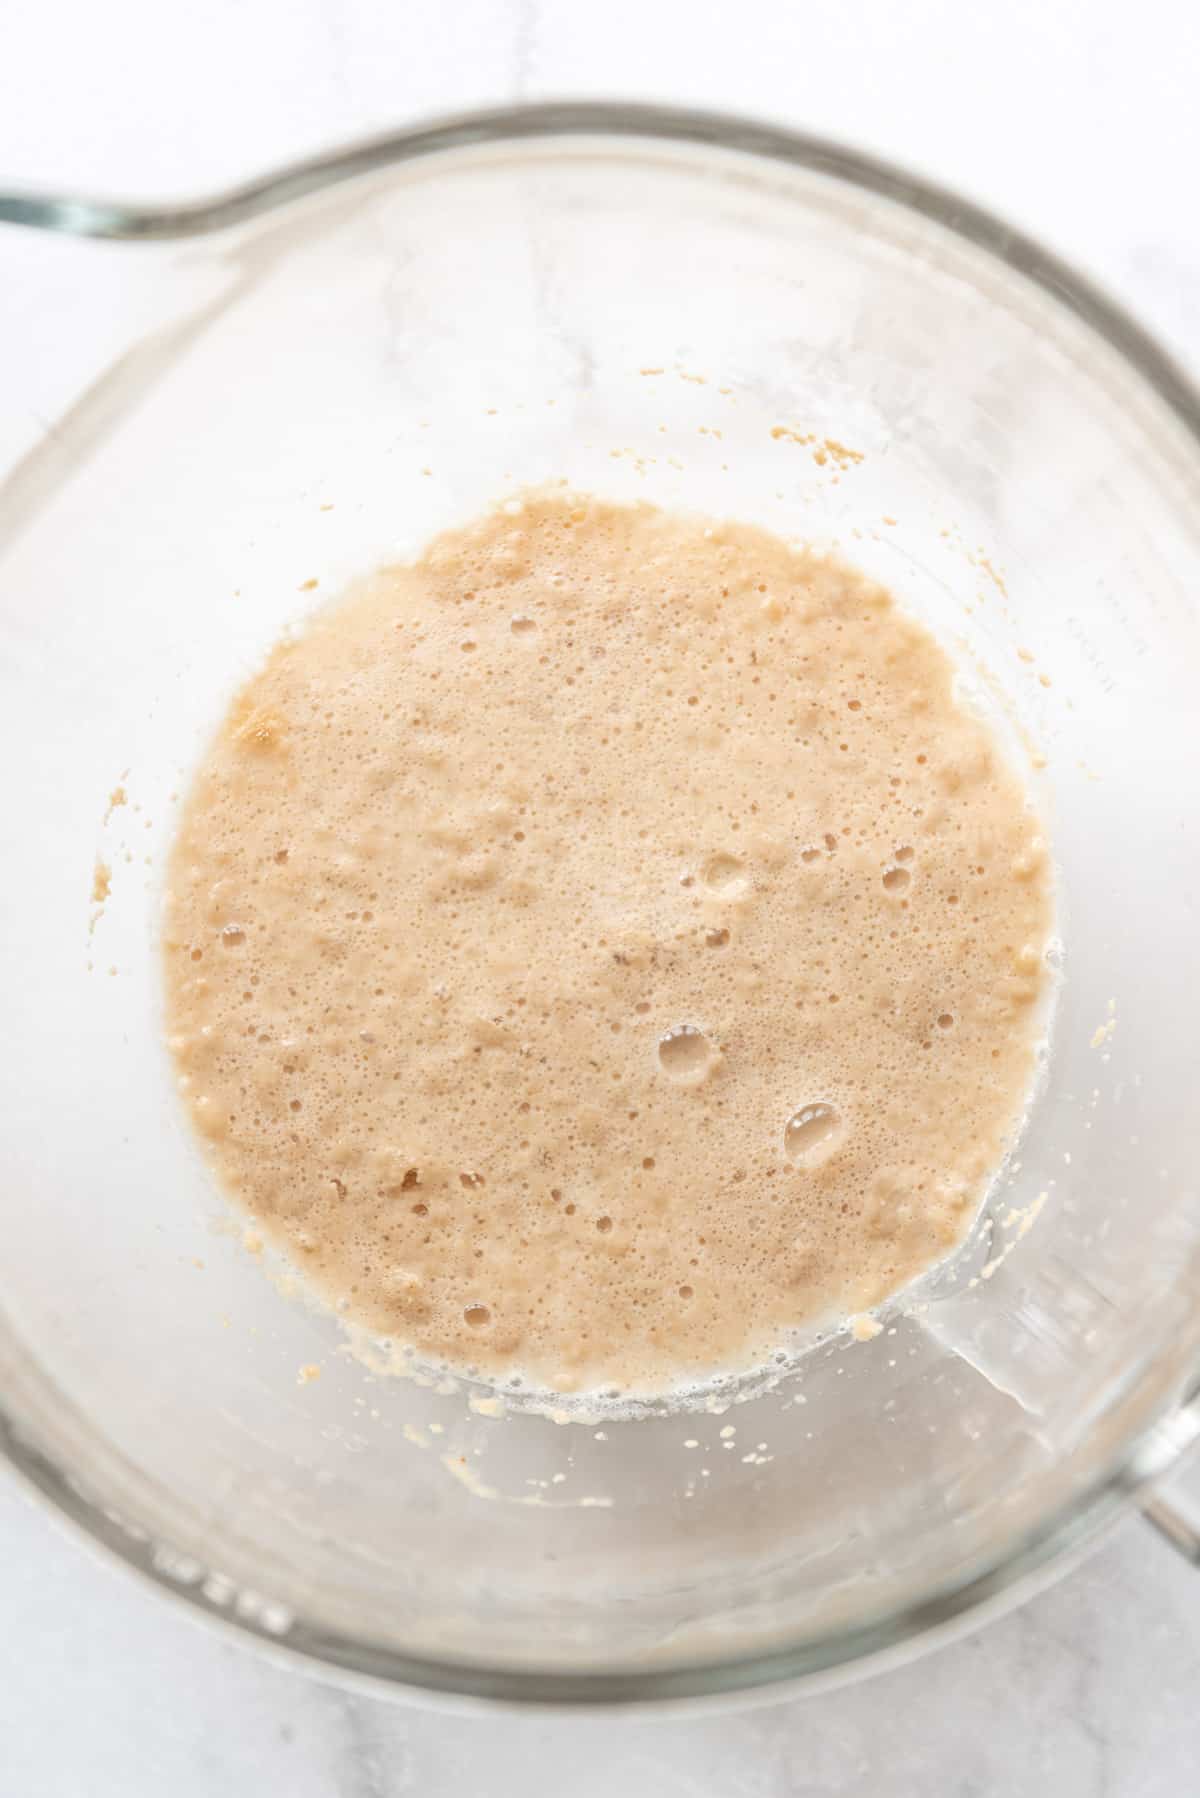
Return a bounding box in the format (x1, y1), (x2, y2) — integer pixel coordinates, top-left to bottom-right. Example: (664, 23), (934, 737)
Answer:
(5, 1), (1200, 1791)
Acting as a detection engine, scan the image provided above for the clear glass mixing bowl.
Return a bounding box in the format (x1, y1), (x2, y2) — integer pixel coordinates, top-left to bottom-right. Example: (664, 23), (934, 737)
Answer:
(2, 103), (1200, 1707)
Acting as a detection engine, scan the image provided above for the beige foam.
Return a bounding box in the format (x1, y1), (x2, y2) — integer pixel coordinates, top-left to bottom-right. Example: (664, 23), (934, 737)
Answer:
(164, 492), (1052, 1397)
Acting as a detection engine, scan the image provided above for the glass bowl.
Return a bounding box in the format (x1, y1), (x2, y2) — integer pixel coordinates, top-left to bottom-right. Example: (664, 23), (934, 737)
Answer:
(2, 102), (1200, 1708)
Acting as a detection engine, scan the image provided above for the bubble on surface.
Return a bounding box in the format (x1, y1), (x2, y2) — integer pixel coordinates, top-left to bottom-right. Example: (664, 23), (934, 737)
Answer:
(702, 853), (747, 895)
(658, 1026), (715, 1081)
(784, 1103), (841, 1164)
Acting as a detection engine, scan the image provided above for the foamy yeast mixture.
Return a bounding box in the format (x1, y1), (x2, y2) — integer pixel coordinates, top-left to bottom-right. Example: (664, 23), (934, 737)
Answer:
(164, 493), (1052, 1396)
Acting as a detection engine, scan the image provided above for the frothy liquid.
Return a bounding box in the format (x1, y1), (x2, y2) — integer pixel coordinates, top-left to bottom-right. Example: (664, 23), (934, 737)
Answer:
(164, 494), (1052, 1396)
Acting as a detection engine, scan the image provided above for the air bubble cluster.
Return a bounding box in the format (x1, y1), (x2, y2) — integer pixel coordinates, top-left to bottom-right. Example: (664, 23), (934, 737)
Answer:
(163, 491), (1053, 1399)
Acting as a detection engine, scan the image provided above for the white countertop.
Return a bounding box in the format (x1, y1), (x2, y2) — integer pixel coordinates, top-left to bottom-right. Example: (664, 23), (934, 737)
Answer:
(5, 1), (1200, 1791)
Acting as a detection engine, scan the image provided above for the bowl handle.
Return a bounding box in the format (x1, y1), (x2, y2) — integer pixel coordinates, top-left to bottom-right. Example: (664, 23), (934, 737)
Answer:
(1141, 1486), (1200, 1564)
(1138, 1391), (1200, 1566)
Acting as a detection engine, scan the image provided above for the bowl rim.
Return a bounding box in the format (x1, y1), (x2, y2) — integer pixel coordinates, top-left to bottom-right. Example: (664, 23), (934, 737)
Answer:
(5, 97), (1200, 1709)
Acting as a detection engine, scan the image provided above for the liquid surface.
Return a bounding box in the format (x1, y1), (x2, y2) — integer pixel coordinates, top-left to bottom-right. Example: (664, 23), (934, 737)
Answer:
(164, 494), (1052, 1396)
